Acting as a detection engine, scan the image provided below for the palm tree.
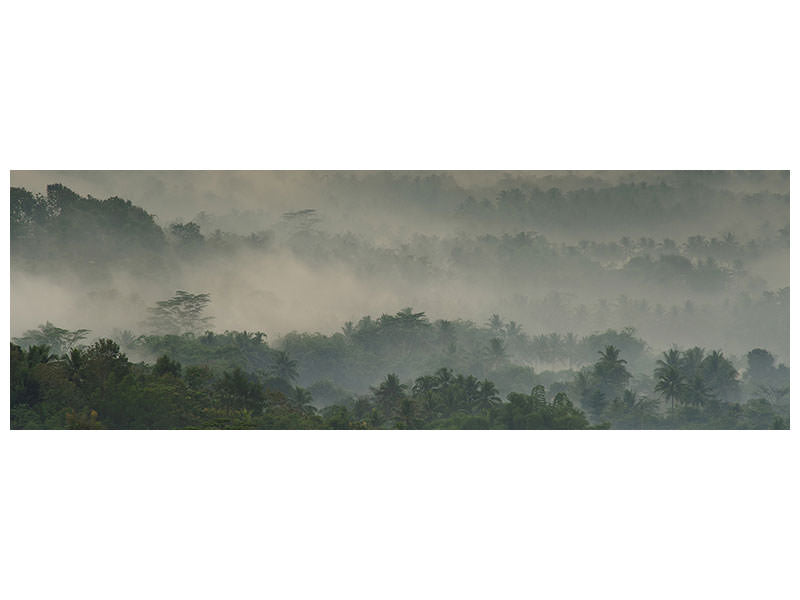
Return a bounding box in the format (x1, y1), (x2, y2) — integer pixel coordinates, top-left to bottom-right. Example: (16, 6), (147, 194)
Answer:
(290, 386), (316, 414)
(412, 374), (440, 419)
(63, 347), (85, 383)
(486, 338), (506, 371)
(654, 353), (685, 411)
(700, 350), (739, 401)
(683, 375), (712, 407)
(487, 314), (504, 336)
(681, 346), (705, 377)
(270, 350), (298, 383)
(475, 379), (501, 414)
(371, 373), (407, 419)
(593, 345), (632, 395)
(458, 374), (480, 400)
(658, 348), (682, 371)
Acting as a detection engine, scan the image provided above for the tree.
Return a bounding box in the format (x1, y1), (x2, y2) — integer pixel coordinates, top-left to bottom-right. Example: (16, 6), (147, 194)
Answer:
(289, 386), (316, 414)
(25, 344), (58, 366)
(392, 307), (429, 329)
(654, 351), (685, 410)
(746, 348), (776, 384)
(486, 338), (506, 370)
(593, 345), (631, 399)
(13, 322), (90, 356)
(680, 347), (705, 377)
(608, 390), (659, 429)
(487, 314), (504, 336)
(683, 374), (713, 407)
(270, 350), (299, 383)
(436, 319), (457, 352)
(153, 354), (182, 378)
(169, 222), (204, 245)
(216, 368), (265, 414)
(146, 291), (213, 335)
(396, 397), (418, 428)
(700, 350), (740, 401)
(434, 367), (454, 387)
(63, 347), (85, 382)
(475, 379), (500, 413)
(371, 373), (407, 420)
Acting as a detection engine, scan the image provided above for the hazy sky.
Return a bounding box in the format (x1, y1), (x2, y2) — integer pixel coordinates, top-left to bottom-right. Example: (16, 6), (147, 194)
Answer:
(10, 170), (789, 362)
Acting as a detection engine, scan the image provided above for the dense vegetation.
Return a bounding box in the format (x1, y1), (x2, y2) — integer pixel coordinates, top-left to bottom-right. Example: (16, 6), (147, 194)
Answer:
(11, 301), (789, 430)
(10, 176), (789, 429)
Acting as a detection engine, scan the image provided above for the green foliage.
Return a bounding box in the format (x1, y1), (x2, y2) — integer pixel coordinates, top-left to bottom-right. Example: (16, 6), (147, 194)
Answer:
(10, 332), (789, 429)
(8, 177), (789, 429)
(153, 354), (182, 378)
(11, 184), (166, 280)
(270, 350), (299, 383)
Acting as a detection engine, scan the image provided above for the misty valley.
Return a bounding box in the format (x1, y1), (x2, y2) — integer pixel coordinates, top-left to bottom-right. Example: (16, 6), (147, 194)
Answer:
(9, 172), (790, 429)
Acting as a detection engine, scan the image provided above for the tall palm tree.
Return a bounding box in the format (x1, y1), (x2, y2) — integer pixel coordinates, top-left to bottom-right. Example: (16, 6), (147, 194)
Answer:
(458, 375), (481, 411)
(593, 345), (632, 394)
(371, 373), (407, 419)
(63, 347), (85, 383)
(270, 350), (298, 382)
(475, 379), (501, 414)
(654, 358), (685, 411)
(658, 348), (682, 371)
(486, 338), (506, 371)
(681, 347), (705, 377)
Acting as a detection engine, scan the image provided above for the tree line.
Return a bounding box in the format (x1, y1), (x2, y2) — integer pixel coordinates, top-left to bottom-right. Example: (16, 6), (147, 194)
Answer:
(11, 293), (789, 429)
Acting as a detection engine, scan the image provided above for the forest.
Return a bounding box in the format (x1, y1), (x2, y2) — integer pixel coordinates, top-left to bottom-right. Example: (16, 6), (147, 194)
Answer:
(9, 172), (790, 429)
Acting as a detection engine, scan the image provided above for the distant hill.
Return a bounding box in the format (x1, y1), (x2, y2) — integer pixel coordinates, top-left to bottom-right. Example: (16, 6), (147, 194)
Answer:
(11, 184), (167, 280)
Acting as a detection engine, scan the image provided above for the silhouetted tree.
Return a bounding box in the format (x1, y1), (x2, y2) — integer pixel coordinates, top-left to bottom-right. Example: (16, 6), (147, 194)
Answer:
(146, 291), (213, 335)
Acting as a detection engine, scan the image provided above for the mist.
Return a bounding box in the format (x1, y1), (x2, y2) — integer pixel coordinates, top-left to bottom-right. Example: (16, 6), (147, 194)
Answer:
(10, 171), (790, 429)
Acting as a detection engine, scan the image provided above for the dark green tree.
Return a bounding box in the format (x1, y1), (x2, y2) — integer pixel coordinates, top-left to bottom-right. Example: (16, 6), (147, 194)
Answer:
(270, 350), (299, 383)
(371, 373), (407, 420)
(153, 354), (182, 378)
(592, 346), (632, 404)
(655, 350), (686, 410)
